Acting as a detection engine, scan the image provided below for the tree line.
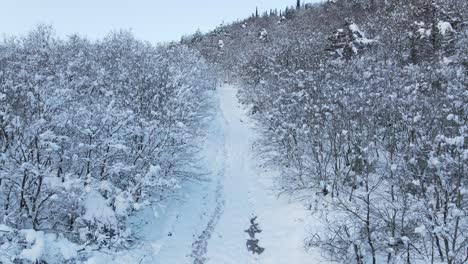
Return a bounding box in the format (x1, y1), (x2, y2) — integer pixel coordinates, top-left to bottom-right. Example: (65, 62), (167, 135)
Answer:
(0, 25), (215, 262)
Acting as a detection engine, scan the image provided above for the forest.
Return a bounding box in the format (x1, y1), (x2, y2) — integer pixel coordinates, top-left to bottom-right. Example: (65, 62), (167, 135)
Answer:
(0, 0), (467, 263)
(185, 0), (467, 263)
(0, 25), (216, 262)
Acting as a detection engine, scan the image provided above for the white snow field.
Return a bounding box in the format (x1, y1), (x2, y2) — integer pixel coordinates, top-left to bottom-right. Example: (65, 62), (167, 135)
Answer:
(118, 85), (327, 264)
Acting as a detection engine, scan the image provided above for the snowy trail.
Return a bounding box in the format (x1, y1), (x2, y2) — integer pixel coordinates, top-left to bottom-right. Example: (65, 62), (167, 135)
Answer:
(204, 85), (325, 264)
(132, 84), (326, 264)
(131, 88), (226, 264)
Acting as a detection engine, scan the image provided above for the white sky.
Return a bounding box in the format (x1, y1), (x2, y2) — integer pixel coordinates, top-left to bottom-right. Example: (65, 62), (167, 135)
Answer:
(0, 0), (319, 43)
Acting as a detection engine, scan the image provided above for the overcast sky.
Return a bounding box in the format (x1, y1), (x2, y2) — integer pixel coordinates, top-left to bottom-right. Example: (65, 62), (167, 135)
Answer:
(0, 0), (314, 43)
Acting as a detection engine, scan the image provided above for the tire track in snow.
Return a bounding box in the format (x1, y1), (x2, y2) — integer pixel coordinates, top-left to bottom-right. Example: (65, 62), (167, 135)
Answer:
(190, 89), (227, 264)
(190, 172), (225, 264)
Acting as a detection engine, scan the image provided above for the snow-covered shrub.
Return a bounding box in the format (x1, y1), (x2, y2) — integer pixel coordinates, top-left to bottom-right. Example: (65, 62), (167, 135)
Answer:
(189, 0), (467, 262)
(0, 25), (214, 262)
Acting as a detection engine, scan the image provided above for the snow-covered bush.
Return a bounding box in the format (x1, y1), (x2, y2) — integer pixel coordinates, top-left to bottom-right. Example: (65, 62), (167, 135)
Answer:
(0, 25), (214, 262)
(189, 0), (468, 263)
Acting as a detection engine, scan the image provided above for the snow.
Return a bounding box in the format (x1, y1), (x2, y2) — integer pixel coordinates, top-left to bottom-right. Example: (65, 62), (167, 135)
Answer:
(114, 192), (132, 216)
(123, 85), (325, 263)
(0, 224), (12, 232)
(414, 225), (426, 235)
(83, 190), (117, 225)
(413, 114), (422, 122)
(127, 89), (226, 264)
(84, 253), (140, 264)
(109, 143), (128, 151)
(204, 85), (324, 264)
(259, 29), (268, 40)
(349, 23), (362, 34)
(19, 230), (45, 261)
(437, 21), (453, 36)
(18, 229), (82, 262)
(56, 238), (81, 260)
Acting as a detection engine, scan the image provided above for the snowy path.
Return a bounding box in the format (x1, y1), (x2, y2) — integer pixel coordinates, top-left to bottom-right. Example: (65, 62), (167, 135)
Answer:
(203, 85), (325, 264)
(131, 85), (325, 264)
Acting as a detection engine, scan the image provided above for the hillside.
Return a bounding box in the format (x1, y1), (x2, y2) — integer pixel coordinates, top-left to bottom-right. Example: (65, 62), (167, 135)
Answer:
(0, 0), (466, 263)
(185, 0), (468, 263)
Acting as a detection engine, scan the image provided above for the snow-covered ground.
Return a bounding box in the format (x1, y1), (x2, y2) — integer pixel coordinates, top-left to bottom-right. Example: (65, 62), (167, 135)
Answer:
(128, 85), (327, 264)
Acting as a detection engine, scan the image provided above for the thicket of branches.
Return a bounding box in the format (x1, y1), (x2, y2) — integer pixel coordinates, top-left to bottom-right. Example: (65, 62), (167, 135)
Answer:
(187, 0), (467, 263)
(0, 25), (214, 262)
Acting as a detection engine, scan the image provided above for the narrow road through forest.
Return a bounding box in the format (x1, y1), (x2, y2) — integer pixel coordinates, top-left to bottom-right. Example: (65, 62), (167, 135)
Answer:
(136, 85), (325, 264)
(203, 85), (323, 264)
